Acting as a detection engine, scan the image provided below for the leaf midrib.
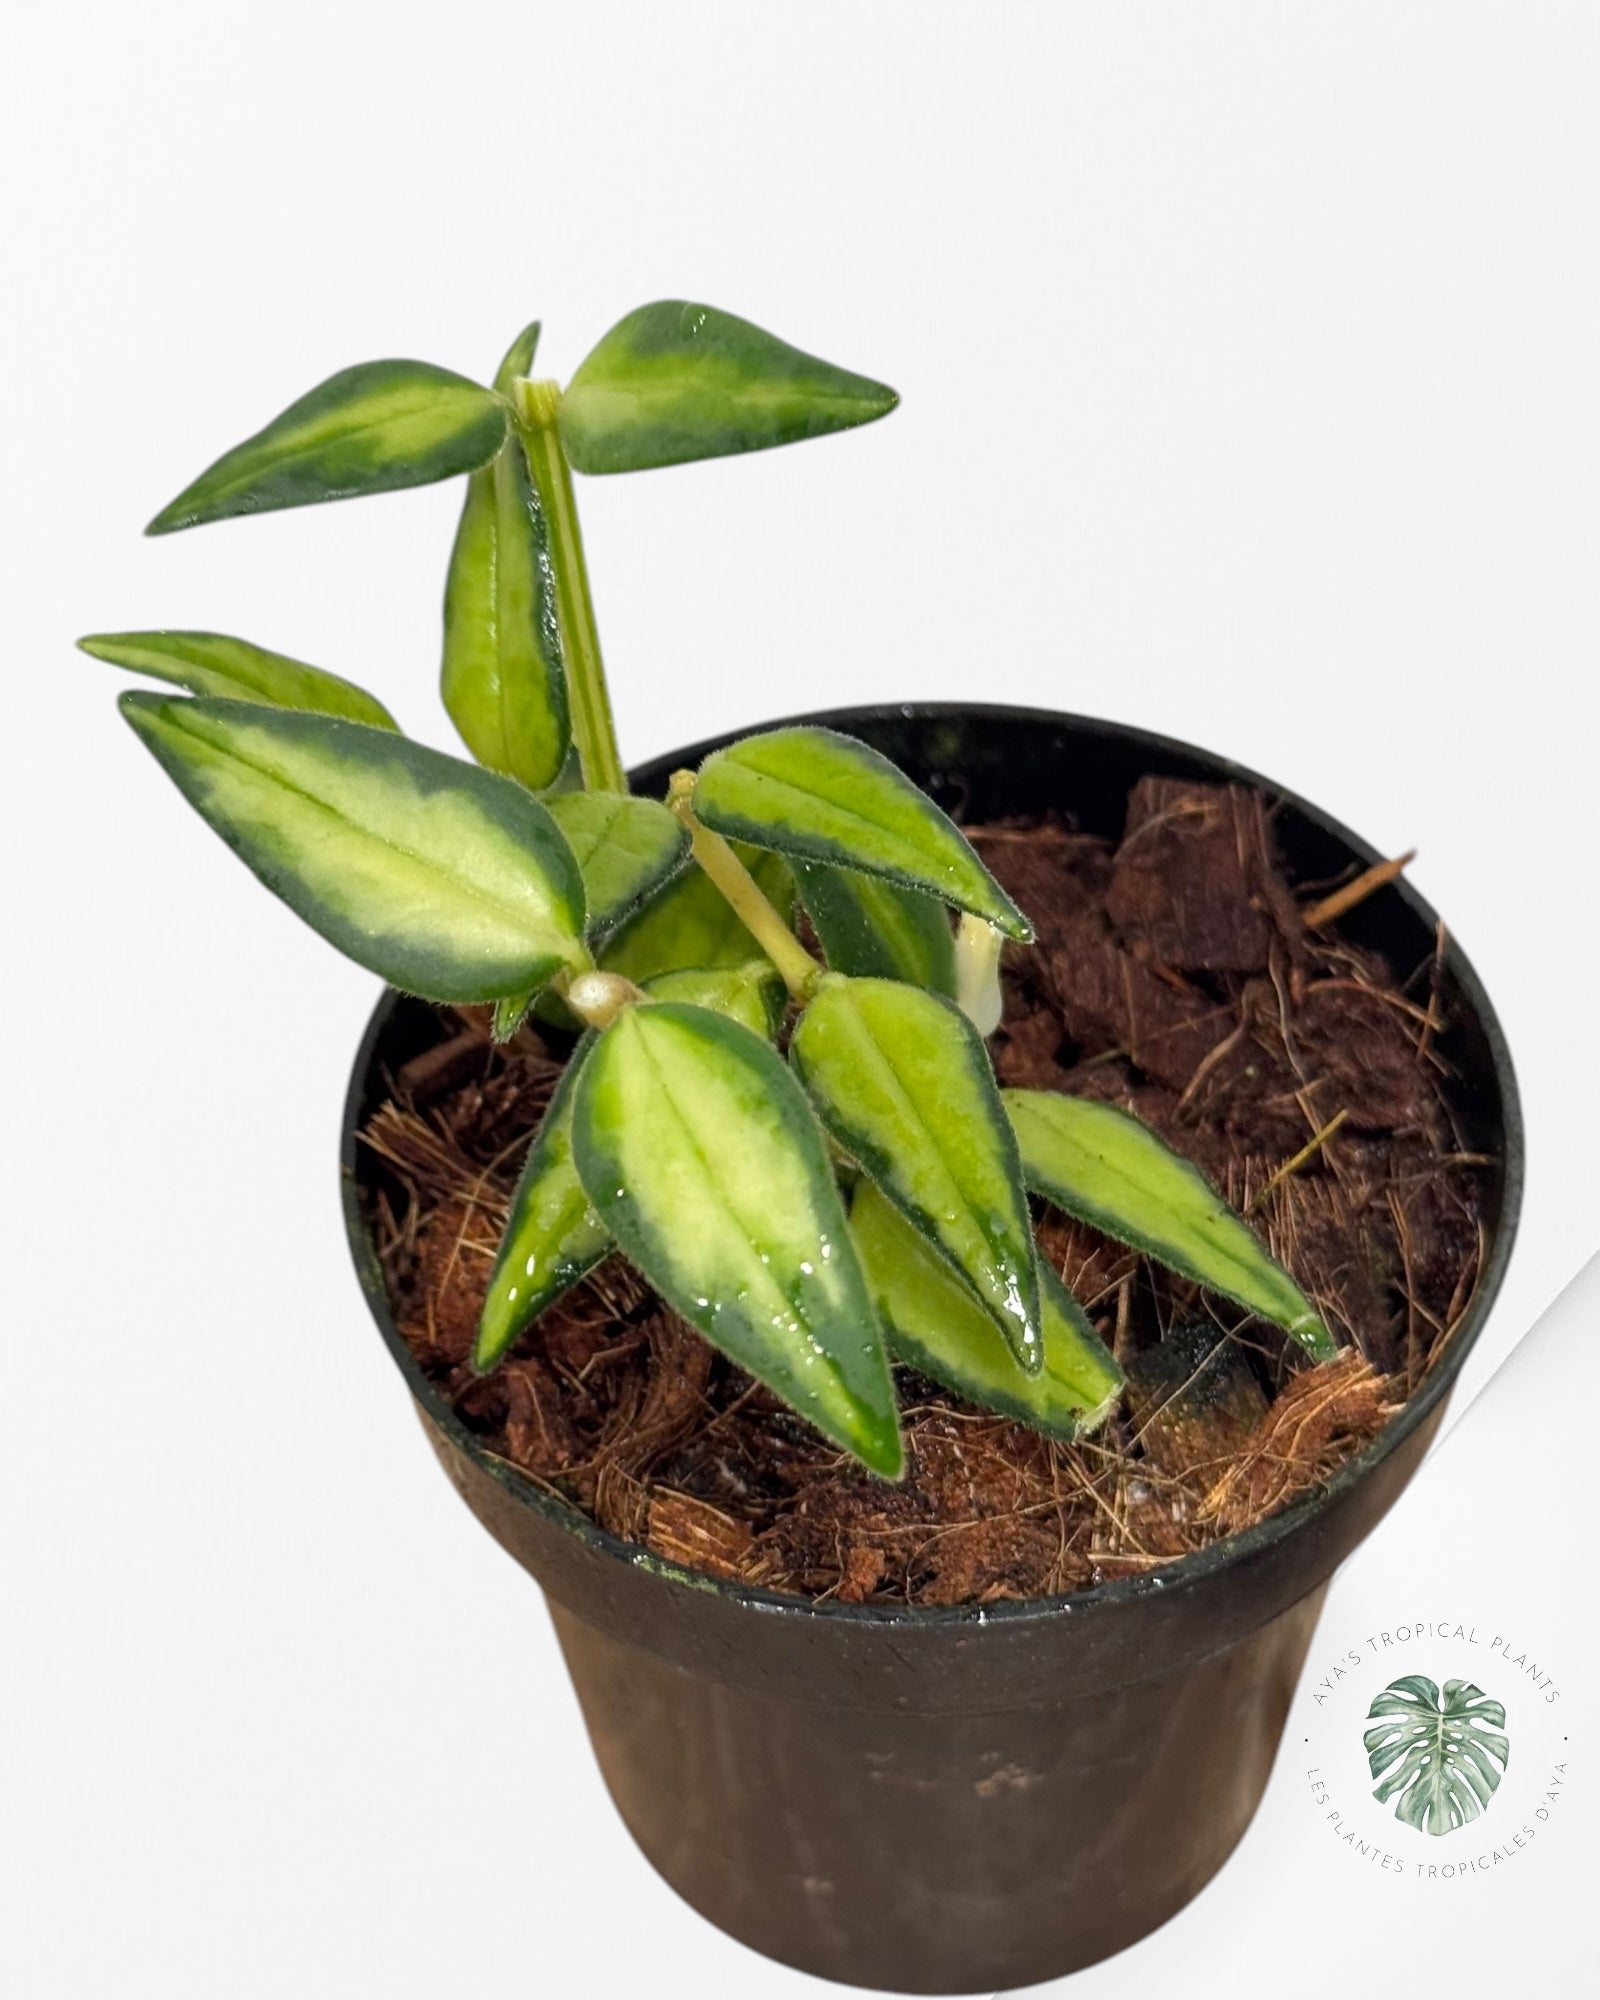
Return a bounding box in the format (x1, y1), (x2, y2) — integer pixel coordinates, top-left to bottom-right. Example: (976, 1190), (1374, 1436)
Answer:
(630, 1021), (837, 1363)
(1013, 1098), (1299, 1310)
(822, 995), (1020, 1323)
(177, 712), (564, 944)
(203, 387), (496, 504)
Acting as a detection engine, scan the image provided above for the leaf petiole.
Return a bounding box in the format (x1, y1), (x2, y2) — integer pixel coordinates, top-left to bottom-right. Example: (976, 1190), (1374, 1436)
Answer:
(668, 772), (821, 1001)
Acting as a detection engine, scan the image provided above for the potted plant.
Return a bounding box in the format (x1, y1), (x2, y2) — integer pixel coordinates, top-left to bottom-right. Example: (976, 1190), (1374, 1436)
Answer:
(86, 302), (1520, 1993)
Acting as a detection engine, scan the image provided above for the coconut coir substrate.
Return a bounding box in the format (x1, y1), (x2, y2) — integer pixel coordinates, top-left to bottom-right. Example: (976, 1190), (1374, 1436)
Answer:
(359, 775), (1490, 1608)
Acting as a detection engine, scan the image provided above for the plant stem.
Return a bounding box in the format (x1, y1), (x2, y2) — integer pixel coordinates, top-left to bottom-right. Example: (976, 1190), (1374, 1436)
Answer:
(512, 379), (627, 794)
(667, 773), (821, 1001)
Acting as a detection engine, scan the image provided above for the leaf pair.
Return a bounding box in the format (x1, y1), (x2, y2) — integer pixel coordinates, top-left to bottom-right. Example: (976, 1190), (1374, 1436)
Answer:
(139, 307), (899, 802)
(143, 306), (898, 535)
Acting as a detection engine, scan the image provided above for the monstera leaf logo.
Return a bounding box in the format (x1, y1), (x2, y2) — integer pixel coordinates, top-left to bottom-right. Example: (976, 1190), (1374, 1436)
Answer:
(1363, 1675), (1510, 1835)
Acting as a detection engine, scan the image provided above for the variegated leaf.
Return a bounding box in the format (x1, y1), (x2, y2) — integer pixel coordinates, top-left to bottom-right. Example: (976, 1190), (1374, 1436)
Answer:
(694, 728), (1030, 939)
(794, 862), (956, 994)
(475, 1033), (610, 1371)
(791, 975), (1042, 1373)
(147, 360), (507, 533)
(79, 629), (396, 730)
(546, 791), (690, 941)
(641, 960), (785, 1040)
(120, 695), (588, 1001)
(1003, 1089), (1335, 1358)
(441, 324), (570, 790)
(850, 1181), (1123, 1438)
(560, 301), (898, 474)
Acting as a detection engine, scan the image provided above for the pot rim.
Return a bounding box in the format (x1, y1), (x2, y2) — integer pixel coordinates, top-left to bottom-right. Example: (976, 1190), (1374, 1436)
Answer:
(341, 700), (1524, 1631)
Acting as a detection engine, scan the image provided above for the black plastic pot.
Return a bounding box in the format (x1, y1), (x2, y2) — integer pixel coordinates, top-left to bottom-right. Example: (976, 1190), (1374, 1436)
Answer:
(343, 705), (1521, 1995)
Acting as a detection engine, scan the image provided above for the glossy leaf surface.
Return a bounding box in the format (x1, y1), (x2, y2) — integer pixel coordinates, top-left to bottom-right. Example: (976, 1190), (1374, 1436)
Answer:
(795, 862), (956, 995)
(475, 1034), (610, 1371)
(695, 728), (1030, 939)
(850, 1182), (1122, 1438)
(1003, 1090), (1335, 1359)
(571, 1003), (903, 1475)
(79, 629), (396, 730)
(442, 323), (569, 789)
(560, 301), (898, 475)
(791, 975), (1042, 1373)
(642, 961), (784, 1040)
(120, 695), (588, 1001)
(147, 360), (507, 533)
(600, 843), (794, 981)
(547, 791), (690, 940)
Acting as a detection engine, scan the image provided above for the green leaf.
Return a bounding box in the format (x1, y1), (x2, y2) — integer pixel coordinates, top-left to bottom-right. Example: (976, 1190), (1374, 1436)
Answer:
(146, 360), (508, 533)
(559, 301), (898, 475)
(441, 339), (570, 788)
(1002, 1090), (1335, 1359)
(1364, 1676), (1510, 1835)
(120, 694), (588, 1002)
(641, 960), (784, 1040)
(492, 992), (536, 1042)
(474, 1033), (611, 1372)
(694, 728), (1030, 940)
(492, 320), (542, 393)
(78, 630), (397, 731)
(795, 862), (956, 995)
(571, 1002), (903, 1476)
(546, 791), (690, 941)
(850, 1181), (1122, 1438)
(600, 843), (795, 982)
(791, 975), (1043, 1374)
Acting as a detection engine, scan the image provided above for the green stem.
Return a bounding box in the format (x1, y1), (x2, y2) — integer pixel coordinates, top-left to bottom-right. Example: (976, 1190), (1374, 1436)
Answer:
(512, 379), (627, 794)
(667, 773), (821, 1001)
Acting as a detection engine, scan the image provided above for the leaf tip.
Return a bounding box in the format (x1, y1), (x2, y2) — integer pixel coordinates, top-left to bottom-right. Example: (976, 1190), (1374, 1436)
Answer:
(469, 1322), (506, 1377)
(143, 493), (196, 536)
(1294, 1313), (1340, 1362)
(858, 1420), (907, 1482)
(116, 685), (163, 727)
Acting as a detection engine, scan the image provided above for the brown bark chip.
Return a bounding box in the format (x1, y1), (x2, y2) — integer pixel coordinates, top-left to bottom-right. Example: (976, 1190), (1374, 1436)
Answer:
(1107, 778), (1276, 973)
(359, 777), (1490, 1608)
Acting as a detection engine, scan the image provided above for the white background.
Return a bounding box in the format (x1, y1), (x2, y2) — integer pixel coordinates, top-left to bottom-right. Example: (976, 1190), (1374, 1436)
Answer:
(3, 5), (1596, 1995)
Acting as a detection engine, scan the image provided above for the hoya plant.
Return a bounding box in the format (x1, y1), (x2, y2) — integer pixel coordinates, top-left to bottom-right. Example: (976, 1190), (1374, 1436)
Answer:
(86, 301), (1334, 1480)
